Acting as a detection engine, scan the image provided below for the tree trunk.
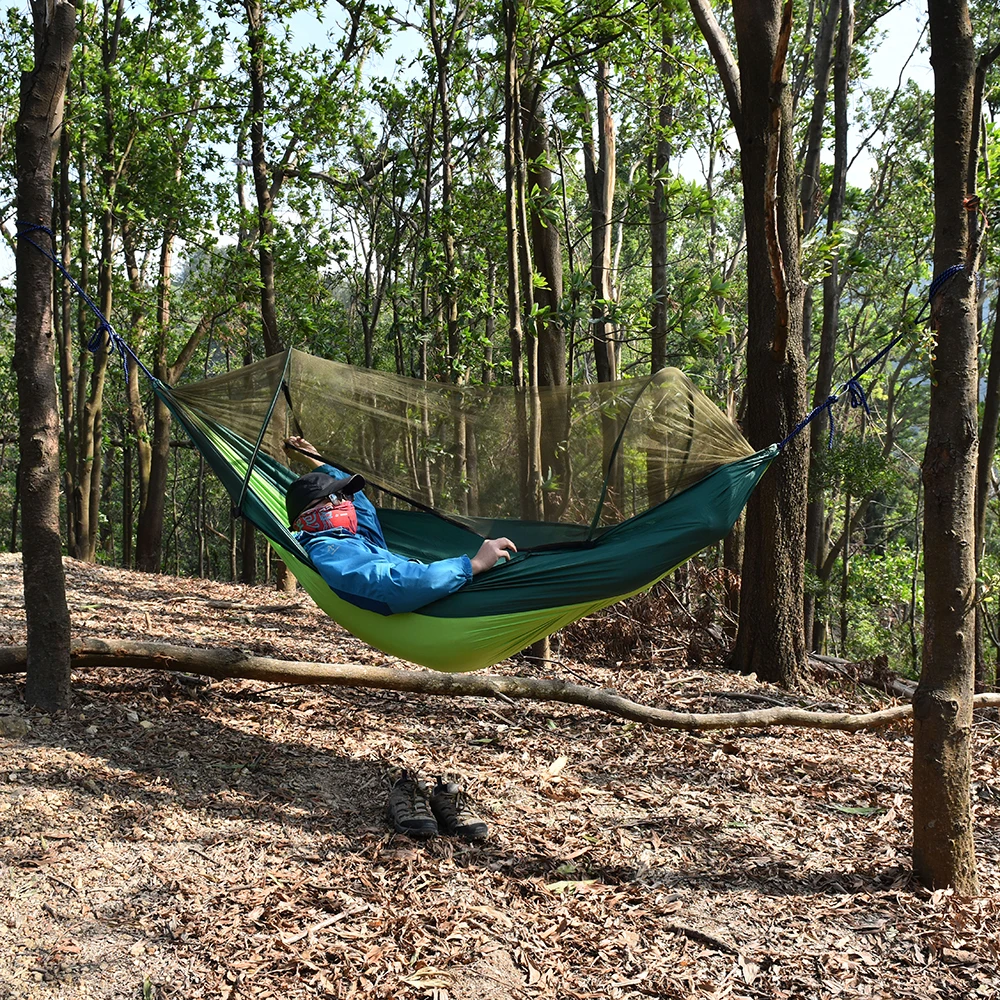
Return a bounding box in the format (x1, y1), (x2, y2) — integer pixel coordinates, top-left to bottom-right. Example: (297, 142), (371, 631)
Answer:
(57, 80), (76, 555)
(245, 0), (281, 358)
(694, 0), (808, 687)
(503, 0), (524, 392)
(975, 292), (1000, 688)
(15, 0), (76, 713)
(73, 0), (122, 563)
(133, 229), (174, 574)
(912, 0), (979, 894)
(649, 12), (674, 377)
(68, 50), (90, 560)
(522, 83), (569, 527)
(579, 61), (623, 510)
(429, 0), (464, 380)
(803, 0), (849, 650)
(522, 86), (566, 388)
(582, 61), (617, 384)
(649, 11), (675, 510)
(121, 416), (133, 569)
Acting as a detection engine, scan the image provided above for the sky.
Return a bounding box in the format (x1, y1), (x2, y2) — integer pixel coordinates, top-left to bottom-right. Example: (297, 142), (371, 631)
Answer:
(848, 0), (931, 185)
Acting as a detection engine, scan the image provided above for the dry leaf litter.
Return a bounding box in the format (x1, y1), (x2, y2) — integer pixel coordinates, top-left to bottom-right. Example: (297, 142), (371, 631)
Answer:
(0, 554), (997, 1000)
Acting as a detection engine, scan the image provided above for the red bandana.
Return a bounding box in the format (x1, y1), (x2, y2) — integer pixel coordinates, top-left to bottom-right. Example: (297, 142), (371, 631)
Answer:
(293, 499), (358, 534)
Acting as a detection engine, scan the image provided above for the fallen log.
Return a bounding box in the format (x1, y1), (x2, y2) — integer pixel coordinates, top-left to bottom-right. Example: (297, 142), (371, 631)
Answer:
(1, 638), (998, 733)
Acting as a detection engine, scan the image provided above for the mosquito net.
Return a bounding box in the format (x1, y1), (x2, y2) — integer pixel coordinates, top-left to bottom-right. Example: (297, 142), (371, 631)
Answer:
(168, 348), (753, 538)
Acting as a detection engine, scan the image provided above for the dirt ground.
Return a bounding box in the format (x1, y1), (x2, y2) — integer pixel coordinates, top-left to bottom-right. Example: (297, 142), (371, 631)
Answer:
(0, 553), (997, 1000)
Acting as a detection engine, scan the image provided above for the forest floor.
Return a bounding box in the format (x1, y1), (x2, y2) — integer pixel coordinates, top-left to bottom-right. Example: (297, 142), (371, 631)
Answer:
(0, 553), (998, 1000)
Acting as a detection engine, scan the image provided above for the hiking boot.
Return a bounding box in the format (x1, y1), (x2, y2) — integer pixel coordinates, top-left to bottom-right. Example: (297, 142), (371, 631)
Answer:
(429, 778), (488, 841)
(385, 772), (438, 839)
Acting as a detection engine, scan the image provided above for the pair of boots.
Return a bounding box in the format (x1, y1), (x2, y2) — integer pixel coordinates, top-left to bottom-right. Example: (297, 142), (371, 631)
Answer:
(385, 771), (487, 841)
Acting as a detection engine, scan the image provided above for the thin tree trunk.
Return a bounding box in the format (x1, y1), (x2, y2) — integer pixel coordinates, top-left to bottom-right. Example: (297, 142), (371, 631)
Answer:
(649, 12), (674, 376)
(913, 0), (980, 894)
(57, 76), (76, 555)
(69, 47), (90, 560)
(429, 0), (464, 380)
(121, 416), (132, 569)
(244, 0), (281, 358)
(73, 0), (122, 563)
(504, 0), (524, 392)
(581, 62), (617, 384)
(804, 0), (850, 650)
(975, 292), (1000, 688)
(15, 0), (76, 712)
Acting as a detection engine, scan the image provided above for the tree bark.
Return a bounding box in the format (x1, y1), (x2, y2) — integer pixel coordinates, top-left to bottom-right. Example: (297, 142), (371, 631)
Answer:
(429, 0), (466, 380)
(522, 86), (566, 388)
(975, 292), (1000, 688)
(522, 82), (569, 529)
(804, 0), (851, 650)
(71, 0), (122, 563)
(503, 0), (524, 391)
(57, 78), (76, 556)
(580, 62), (617, 385)
(695, 0), (808, 687)
(15, 0), (76, 712)
(649, 12), (674, 377)
(244, 0), (281, 359)
(913, 0), (980, 894)
(578, 61), (623, 511)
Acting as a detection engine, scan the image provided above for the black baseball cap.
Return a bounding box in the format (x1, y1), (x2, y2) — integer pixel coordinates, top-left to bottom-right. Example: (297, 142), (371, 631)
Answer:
(285, 470), (366, 526)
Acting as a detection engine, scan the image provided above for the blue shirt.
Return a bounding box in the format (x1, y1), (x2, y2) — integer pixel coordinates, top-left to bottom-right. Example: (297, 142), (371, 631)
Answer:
(294, 464), (473, 615)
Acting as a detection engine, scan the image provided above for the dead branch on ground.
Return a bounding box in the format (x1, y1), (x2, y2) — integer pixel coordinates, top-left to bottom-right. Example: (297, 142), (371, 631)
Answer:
(1, 639), (998, 733)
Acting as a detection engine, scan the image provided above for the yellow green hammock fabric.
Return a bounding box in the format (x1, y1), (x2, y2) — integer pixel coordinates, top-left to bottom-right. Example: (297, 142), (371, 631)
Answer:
(156, 349), (775, 672)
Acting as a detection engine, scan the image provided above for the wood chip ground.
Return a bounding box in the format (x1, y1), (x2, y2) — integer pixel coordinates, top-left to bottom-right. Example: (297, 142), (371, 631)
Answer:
(0, 554), (997, 999)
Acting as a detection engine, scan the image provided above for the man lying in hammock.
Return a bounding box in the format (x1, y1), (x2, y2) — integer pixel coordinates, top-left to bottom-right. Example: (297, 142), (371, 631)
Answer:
(283, 436), (516, 615)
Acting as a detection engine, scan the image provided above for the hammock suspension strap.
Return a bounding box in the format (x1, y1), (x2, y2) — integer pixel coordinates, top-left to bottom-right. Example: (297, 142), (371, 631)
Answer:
(778, 263), (967, 451)
(15, 222), (157, 386)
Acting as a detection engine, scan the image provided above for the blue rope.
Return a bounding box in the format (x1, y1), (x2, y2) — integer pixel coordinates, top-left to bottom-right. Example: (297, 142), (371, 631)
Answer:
(777, 263), (966, 451)
(15, 222), (157, 385)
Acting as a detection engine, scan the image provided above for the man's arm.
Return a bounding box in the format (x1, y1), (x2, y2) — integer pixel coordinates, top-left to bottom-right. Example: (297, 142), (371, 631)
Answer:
(471, 537), (516, 575)
(284, 435), (324, 468)
(305, 535), (473, 615)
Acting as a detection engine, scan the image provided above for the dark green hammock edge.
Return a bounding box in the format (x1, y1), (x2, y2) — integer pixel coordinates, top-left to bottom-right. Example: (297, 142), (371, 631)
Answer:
(155, 380), (776, 673)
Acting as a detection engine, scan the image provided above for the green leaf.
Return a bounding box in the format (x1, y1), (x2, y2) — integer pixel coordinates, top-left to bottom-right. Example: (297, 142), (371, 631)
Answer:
(545, 879), (596, 894)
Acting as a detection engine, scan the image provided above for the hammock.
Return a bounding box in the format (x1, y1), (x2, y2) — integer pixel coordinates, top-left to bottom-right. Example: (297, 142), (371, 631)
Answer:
(17, 221), (954, 675)
(154, 349), (775, 672)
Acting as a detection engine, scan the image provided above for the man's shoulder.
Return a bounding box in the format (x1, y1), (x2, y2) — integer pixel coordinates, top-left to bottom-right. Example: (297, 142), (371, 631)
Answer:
(301, 529), (385, 553)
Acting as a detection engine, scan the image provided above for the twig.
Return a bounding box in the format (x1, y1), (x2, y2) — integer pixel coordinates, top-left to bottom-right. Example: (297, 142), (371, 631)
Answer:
(45, 874), (81, 896)
(281, 910), (356, 945)
(665, 923), (739, 955)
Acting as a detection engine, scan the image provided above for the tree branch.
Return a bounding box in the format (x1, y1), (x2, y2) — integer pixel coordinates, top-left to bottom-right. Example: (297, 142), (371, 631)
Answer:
(688, 0), (743, 141)
(2, 639), (998, 733)
(766, 0), (794, 359)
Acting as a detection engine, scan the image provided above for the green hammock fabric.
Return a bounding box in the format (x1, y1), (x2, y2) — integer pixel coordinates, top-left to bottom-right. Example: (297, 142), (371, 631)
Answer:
(155, 351), (775, 672)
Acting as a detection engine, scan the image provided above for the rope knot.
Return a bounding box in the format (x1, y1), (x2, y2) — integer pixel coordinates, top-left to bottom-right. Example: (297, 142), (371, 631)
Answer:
(88, 320), (113, 353)
(844, 377), (870, 415)
(822, 394), (839, 448)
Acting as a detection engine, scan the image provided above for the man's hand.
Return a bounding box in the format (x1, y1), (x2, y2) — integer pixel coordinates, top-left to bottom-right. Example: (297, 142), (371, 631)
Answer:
(284, 435), (324, 469)
(470, 537), (517, 575)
